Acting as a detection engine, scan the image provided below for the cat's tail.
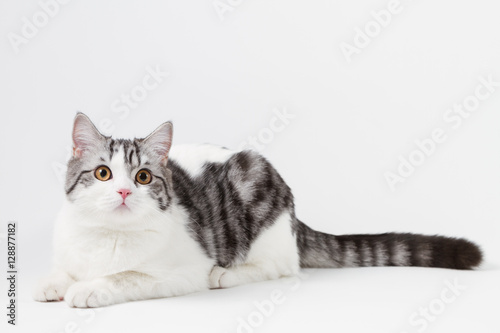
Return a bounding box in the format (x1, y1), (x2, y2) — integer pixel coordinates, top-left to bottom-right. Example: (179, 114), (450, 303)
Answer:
(296, 220), (482, 270)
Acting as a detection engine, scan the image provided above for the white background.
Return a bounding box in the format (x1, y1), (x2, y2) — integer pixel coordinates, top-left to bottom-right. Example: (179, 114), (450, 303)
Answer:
(1, 0), (499, 332)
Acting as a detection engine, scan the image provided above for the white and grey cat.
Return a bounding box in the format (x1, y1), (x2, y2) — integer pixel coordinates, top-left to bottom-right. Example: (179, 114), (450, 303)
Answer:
(33, 113), (482, 308)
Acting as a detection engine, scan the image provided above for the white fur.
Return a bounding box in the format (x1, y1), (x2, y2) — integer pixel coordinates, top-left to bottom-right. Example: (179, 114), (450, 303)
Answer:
(168, 144), (235, 177)
(34, 145), (301, 307)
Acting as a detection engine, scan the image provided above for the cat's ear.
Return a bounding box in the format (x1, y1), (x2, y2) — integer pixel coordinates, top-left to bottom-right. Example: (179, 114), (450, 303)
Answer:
(72, 113), (105, 158)
(143, 121), (173, 165)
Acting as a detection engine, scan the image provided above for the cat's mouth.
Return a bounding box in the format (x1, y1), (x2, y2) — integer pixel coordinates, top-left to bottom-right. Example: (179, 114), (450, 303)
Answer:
(116, 202), (131, 211)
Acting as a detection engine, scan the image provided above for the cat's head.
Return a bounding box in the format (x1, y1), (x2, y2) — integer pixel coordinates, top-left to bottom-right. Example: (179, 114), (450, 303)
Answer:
(65, 113), (174, 227)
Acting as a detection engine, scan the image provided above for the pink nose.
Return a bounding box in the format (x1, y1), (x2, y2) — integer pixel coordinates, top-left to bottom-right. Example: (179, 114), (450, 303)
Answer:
(117, 189), (132, 200)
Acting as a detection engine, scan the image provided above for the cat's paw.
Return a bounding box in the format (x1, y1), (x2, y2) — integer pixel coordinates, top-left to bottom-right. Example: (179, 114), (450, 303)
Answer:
(209, 266), (251, 288)
(65, 279), (114, 308)
(209, 266), (228, 289)
(33, 271), (75, 302)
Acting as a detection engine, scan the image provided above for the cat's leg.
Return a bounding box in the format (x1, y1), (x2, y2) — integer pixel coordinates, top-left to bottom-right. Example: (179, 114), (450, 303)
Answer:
(210, 211), (300, 289)
(33, 269), (76, 302)
(64, 270), (209, 308)
(65, 271), (152, 308)
(209, 262), (299, 289)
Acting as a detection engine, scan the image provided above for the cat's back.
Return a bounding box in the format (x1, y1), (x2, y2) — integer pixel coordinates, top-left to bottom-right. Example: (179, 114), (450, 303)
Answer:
(168, 143), (236, 177)
(167, 143), (282, 188)
(167, 143), (290, 197)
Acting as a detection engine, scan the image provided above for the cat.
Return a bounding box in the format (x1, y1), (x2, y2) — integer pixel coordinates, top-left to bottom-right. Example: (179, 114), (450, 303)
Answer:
(33, 113), (483, 308)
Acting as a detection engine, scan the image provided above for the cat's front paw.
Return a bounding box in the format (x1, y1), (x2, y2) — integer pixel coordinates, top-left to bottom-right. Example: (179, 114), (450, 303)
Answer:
(65, 279), (115, 308)
(33, 271), (75, 302)
(209, 266), (227, 289)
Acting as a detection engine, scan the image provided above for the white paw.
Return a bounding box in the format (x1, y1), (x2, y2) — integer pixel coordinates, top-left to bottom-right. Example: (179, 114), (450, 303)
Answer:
(64, 279), (114, 308)
(209, 266), (227, 289)
(33, 272), (75, 302)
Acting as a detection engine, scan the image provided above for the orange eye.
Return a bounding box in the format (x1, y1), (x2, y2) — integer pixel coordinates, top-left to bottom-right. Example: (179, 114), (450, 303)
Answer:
(95, 166), (112, 181)
(136, 169), (152, 185)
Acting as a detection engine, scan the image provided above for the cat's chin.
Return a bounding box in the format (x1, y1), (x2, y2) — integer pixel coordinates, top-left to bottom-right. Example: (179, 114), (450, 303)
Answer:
(114, 204), (133, 214)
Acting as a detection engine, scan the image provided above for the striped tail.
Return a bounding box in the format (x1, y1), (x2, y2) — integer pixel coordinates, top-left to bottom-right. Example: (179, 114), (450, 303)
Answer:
(296, 221), (482, 270)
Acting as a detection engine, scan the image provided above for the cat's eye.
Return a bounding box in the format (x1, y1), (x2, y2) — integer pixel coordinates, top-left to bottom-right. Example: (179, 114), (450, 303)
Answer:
(136, 169), (152, 185)
(95, 166), (112, 181)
